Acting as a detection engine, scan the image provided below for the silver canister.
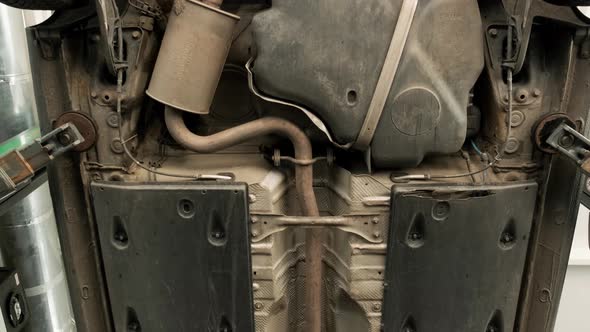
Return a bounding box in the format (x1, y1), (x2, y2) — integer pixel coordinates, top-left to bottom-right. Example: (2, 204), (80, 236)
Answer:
(147, 0), (239, 114)
(0, 5), (76, 331)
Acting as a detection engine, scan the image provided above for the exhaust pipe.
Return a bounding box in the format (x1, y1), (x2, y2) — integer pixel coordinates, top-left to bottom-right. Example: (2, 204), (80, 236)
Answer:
(164, 108), (324, 332)
(151, 0), (323, 329)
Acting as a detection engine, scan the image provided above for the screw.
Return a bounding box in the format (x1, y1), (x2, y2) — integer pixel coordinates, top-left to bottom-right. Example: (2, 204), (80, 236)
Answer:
(114, 232), (127, 243)
(254, 302), (264, 310)
(251, 216), (258, 224)
(132, 30), (141, 39)
(488, 28), (498, 38)
(532, 88), (541, 97)
(500, 232), (514, 244)
(373, 231), (381, 239)
(410, 232), (422, 241)
(252, 283), (260, 291)
(251, 230), (258, 237)
(559, 134), (574, 148)
(58, 132), (72, 145)
(372, 217), (379, 224)
(90, 91), (98, 98)
(372, 303), (382, 312)
(107, 113), (119, 128)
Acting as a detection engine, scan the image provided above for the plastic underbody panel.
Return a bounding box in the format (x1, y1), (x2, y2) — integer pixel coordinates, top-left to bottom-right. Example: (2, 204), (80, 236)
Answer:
(383, 183), (538, 331)
(90, 182), (254, 331)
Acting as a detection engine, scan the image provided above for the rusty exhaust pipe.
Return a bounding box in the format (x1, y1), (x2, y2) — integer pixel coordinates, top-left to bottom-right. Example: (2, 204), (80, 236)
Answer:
(150, 0), (322, 328)
(164, 107), (323, 331)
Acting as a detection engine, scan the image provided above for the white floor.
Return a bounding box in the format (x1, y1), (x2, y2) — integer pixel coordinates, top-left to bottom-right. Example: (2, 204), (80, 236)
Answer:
(554, 206), (590, 332)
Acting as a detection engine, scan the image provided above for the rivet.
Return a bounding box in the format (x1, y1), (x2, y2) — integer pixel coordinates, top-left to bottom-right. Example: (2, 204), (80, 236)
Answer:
(254, 302), (264, 310)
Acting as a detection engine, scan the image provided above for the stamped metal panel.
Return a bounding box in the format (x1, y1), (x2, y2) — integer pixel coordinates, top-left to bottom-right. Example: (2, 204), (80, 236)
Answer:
(383, 183), (538, 332)
(91, 182), (254, 332)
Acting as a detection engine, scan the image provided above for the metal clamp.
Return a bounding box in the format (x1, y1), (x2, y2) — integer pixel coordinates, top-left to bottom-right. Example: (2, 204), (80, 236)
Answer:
(546, 122), (590, 176)
(353, 0), (418, 150)
(0, 123), (84, 203)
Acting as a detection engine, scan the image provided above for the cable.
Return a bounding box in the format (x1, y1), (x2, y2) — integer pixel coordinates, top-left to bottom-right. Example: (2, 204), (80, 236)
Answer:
(471, 140), (483, 156)
(392, 27), (515, 182)
(112, 15), (230, 181)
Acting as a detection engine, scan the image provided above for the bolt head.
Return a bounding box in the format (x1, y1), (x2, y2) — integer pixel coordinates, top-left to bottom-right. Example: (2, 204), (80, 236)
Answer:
(373, 231), (381, 239)
(489, 28), (498, 37)
(372, 303), (382, 312)
(58, 133), (72, 145)
(132, 30), (141, 39)
(559, 134), (574, 148)
(254, 302), (263, 310)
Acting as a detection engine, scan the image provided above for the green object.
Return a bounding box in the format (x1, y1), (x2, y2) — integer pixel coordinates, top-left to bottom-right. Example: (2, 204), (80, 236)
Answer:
(0, 127), (40, 157)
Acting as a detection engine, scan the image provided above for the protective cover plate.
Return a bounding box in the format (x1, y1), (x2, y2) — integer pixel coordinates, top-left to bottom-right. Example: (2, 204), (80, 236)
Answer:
(91, 182), (254, 332)
(383, 183), (537, 332)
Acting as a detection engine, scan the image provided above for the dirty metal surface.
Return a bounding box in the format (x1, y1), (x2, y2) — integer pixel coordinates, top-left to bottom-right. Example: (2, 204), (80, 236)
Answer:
(250, 214), (386, 244)
(91, 181), (254, 332)
(383, 182), (538, 332)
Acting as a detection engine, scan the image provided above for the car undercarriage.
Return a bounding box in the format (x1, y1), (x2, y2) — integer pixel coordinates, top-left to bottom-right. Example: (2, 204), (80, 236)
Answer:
(2, 0), (590, 331)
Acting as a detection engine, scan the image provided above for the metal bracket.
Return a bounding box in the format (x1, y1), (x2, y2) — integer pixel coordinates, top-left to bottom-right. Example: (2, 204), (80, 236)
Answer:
(546, 122), (590, 176)
(250, 214), (386, 243)
(0, 123), (84, 203)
